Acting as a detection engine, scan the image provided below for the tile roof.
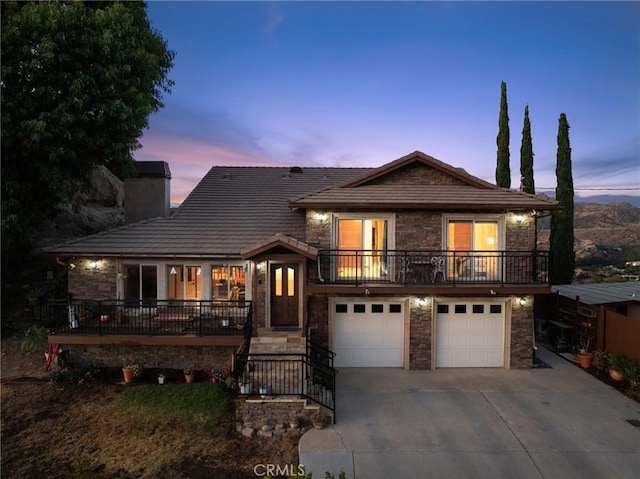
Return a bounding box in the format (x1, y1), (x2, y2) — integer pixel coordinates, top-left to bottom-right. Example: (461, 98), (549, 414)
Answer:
(44, 166), (368, 258)
(44, 151), (561, 258)
(289, 184), (560, 210)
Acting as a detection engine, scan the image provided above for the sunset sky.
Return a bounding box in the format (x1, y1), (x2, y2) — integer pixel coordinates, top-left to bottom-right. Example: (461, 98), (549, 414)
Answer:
(135, 1), (640, 204)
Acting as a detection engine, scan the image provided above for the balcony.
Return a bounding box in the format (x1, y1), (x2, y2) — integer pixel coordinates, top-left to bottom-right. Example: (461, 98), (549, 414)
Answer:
(45, 299), (253, 338)
(312, 250), (549, 286)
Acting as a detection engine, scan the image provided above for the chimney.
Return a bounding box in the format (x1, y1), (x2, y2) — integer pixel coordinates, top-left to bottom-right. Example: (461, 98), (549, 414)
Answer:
(124, 161), (171, 223)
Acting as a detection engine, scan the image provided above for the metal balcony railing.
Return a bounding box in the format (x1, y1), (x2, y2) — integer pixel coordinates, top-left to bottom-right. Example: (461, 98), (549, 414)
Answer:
(313, 250), (549, 286)
(45, 299), (252, 336)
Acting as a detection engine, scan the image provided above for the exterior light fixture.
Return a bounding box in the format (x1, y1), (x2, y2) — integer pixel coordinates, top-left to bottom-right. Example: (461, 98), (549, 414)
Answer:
(313, 212), (328, 223)
(169, 266), (177, 275)
(196, 267), (202, 276)
(513, 214), (525, 223)
(417, 297), (428, 307)
(89, 260), (101, 270)
(518, 297), (527, 306)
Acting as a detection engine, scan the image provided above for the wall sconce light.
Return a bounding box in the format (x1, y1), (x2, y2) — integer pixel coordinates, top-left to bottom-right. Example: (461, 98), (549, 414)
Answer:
(313, 212), (329, 223)
(169, 266), (177, 275)
(196, 267), (202, 276)
(518, 297), (527, 306)
(417, 297), (428, 307)
(256, 262), (264, 271)
(88, 260), (101, 270)
(513, 214), (525, 223)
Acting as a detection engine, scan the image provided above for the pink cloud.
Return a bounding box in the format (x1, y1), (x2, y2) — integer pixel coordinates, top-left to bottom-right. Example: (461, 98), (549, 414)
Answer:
(135, 132), (283, 203)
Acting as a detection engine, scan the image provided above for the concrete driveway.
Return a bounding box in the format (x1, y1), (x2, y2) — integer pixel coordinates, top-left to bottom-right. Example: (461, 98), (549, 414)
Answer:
(299, 347), (640, 478)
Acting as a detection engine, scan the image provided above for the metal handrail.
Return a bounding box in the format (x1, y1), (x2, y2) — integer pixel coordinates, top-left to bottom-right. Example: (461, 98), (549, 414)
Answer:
(313, 249), (549, 286)
(46, 298), (253, 337)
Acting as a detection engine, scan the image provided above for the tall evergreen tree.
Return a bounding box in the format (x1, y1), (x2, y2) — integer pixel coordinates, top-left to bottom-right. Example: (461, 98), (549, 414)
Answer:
(549, 113), (575, 284)
(495, 81), (511, 188)
(519, 105), (535, 194)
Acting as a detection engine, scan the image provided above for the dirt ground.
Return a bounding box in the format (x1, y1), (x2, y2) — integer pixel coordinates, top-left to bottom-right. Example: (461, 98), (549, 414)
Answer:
(0, 338), (300, 479)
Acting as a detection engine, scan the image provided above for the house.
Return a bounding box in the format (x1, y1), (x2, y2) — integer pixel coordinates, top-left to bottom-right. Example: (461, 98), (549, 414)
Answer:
(44, 151), (560, 375)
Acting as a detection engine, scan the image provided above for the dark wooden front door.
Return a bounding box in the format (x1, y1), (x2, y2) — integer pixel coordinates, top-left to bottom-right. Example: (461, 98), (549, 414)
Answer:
(270, 263), (299, 328)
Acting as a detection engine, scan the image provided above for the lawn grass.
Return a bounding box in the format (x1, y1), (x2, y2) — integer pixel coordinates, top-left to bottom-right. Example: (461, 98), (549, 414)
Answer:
(115, 382), (234, 433)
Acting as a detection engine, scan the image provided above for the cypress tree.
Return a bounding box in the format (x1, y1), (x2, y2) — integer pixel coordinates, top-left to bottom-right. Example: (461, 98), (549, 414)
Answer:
(495, 81), (511, 188)
(549, 113), (575, 285)
(519, 105), (535, 194)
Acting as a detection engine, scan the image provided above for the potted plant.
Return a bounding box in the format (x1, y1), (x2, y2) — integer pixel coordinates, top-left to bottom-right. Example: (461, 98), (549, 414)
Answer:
(122, 361), (142, 383)
(209, 368), (228, 384)
(621, 357), (640, 390)
(184, 368), (195, 383)
(309, 409), (330, 429)
(608, 353), (625, 381)
(259, 383), (269, 398)
(575, 335), (593, 369)
(239, 366), (251, 394)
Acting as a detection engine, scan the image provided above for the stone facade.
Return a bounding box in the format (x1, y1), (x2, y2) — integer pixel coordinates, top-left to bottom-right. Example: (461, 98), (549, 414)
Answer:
(509, 295), (535, 369)
(409, 303), (432, 369)
(66, 344), (235, 370)
(234, 398), (311, 431)
(68, 258), (117, 299)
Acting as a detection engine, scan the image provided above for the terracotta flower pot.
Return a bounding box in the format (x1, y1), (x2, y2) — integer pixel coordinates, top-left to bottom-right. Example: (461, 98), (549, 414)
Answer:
(185, 374), (194, 384)
(609, 369), (624, 381)
(122, 368), (136, 383)
(577, 353), (593, 369)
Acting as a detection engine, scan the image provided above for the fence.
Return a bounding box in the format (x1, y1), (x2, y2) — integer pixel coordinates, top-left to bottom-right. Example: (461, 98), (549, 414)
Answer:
(597, 308), (640, 361)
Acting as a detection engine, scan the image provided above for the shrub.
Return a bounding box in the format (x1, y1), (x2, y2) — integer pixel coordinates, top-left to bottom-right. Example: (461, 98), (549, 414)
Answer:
(20, 325), (47, 353)
(48, 358), (105, 384)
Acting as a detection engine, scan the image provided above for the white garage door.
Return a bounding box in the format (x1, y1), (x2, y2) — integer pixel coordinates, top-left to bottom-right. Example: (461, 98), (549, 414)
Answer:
(332, 299), (405, 367)
(436, 301), (505, 368)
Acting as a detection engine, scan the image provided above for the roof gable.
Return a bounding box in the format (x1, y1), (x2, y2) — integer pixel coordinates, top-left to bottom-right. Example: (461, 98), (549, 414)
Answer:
(341, 151), (496, 189)
(241, 234), (318, 260)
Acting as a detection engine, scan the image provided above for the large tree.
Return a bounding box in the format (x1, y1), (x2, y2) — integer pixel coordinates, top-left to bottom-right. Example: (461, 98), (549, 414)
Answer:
(549, 113), (575, 285)
(1, 0), (175, 270)
(495, 81), (511, 188)
(519, 105), (535, 194)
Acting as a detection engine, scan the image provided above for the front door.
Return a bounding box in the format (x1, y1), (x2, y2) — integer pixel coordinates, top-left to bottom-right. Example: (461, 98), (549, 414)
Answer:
(270, 263), (299, 328)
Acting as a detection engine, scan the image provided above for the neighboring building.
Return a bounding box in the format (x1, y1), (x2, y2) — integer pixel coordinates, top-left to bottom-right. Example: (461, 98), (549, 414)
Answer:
(44, 151), (560, 371)
(552, 282), (640, 321)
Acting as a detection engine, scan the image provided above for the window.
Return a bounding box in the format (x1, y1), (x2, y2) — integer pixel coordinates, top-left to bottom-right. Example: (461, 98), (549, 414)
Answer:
(212, 265), (246, 302)
(446, 217), (502, 280)
(168, 265), (202, 300)
(334, 214), (394, 279)
(123, 264), (157, 305)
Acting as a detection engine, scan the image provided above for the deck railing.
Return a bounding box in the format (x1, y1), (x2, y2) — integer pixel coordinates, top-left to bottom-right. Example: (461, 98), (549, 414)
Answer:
(313, 249), (549, 286)
(234, 342), (337, 420)
(45, 299), (252, 336)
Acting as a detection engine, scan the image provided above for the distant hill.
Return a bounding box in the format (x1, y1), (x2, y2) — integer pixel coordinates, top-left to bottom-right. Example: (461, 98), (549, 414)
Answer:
(538, 201), (640, 264)
(538, 190), (640, 208)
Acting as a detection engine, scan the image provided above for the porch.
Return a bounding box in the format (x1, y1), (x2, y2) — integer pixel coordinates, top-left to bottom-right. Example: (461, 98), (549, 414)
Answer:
(312, 249), (549, 286)
(45, 299), (252, 341)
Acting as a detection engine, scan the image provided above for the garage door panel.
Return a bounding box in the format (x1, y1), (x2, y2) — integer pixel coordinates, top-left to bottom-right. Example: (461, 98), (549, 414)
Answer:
(333, 300), (404, 368)
(436, 302), (505, 368)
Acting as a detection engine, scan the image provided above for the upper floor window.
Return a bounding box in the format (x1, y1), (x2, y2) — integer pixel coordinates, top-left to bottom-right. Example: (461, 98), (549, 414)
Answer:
(333, 214), (395, 279)
(445, 216), (503, 280)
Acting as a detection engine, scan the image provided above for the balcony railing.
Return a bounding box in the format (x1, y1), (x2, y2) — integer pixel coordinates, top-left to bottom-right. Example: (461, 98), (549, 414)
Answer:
(313, 250), (549, 286)
(46, 299), (252, 336)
